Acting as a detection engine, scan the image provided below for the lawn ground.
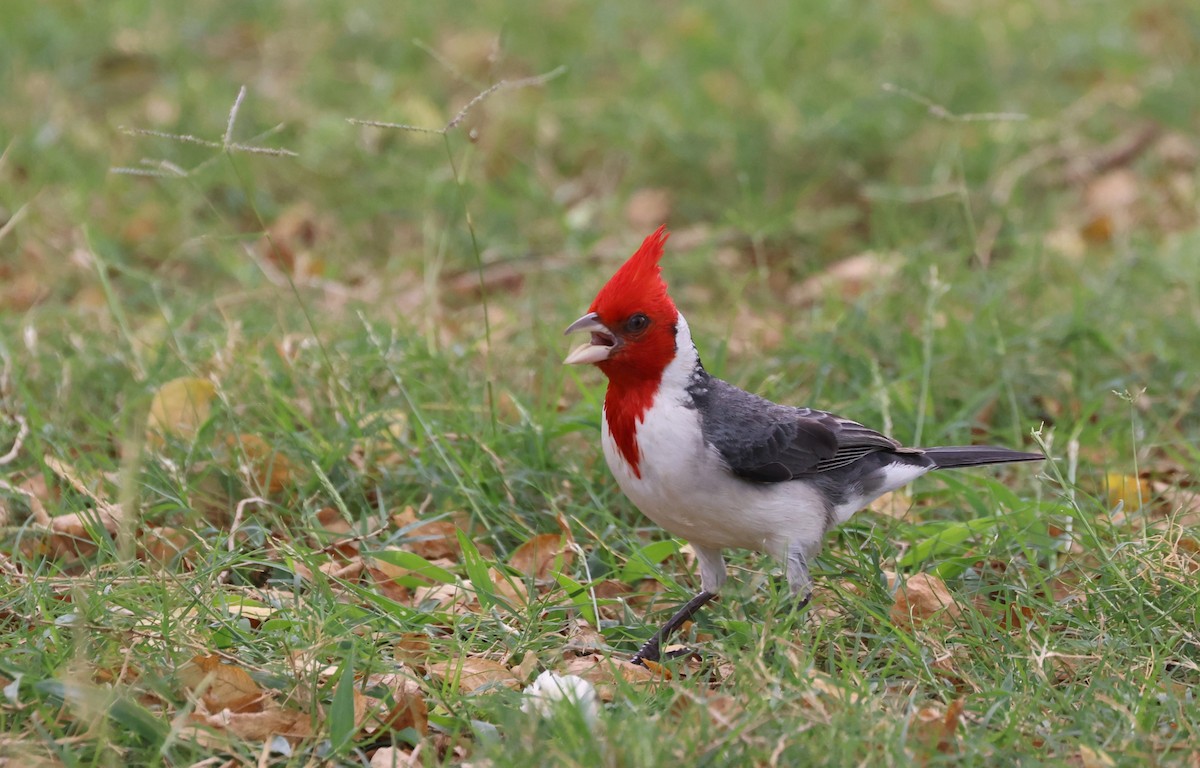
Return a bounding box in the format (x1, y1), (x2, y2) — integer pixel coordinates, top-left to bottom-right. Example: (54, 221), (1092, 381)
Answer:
(1, 1), (1199, 765)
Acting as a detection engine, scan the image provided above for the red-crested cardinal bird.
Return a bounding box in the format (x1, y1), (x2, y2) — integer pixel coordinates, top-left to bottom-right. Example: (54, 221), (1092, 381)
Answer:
(564, 226), (1043, 665)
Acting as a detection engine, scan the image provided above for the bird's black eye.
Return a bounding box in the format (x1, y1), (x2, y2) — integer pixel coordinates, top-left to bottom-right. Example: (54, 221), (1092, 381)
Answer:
(625, 313), (650, 333)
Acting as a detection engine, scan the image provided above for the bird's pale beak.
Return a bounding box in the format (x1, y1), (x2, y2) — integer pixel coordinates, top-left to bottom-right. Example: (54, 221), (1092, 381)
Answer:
(563, 312), (618, 365)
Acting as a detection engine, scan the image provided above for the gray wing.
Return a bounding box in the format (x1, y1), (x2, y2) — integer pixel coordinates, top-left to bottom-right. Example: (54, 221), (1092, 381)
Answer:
(688, 375), (911, 483)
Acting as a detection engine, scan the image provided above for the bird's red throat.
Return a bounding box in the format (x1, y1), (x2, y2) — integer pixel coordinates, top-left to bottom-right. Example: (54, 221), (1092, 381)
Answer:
(587, 225), (679, 479)
(600, 361), (668, 479)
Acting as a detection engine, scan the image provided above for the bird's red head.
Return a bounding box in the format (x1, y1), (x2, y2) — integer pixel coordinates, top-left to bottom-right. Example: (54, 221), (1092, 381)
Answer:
(563, 226), (681, 477)
(564, 226), (679, 386)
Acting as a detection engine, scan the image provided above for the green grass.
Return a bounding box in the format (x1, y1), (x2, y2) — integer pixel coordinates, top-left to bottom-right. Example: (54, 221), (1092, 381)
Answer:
(3, 0), (1200, 765)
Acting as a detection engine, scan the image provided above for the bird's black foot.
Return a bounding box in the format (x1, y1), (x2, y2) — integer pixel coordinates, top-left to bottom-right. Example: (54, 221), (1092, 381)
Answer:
(629, 639), (661, 667)
(630, 643), (700, 667)
(629, 590), (718, 667)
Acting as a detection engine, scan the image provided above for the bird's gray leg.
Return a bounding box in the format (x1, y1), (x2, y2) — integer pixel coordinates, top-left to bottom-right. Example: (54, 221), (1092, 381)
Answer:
(631, 545), (725, 666)
(785, 541), (816, 611)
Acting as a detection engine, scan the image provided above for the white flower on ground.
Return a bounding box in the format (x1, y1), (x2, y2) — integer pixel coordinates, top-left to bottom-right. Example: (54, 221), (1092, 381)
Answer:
(520, 670), (599, 725)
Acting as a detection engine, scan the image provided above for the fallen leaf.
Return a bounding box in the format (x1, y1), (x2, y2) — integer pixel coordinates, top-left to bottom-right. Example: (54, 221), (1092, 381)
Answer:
(412, 581), (476, 613)
(47, 505), (123, 559)
(443, 262), (525, 303)
(625, 188), (673, 231)
(999, 602), (1037, 630)
(1085, 168), (1140, 215)
(221, 602), (277, 625)
(908, 698), (963, 756)
(508, 532), (574, 580)
(224, 433), (295, 493)
(805, 672), (862, 706)
(193, 703), (313, 741)
(319, 557), (365, 580)
(590, 579), (635, 622)
(870, 489), (913, 519)
(361, 672), (428, 735)
(394, 634), (433, 669)
(365, 556), (415, 602)
(669, 690), (742, 728)
(146, 377), (216, 448)
(10, 473), (52, 526)
(393, 507), (465, 560)
(426, 657), (519, 694)
(1077, 744), (1116, 768)
(437, 28), (499, 79)
(1105, 472), (1152, 515)
(887, 572), (963, 629)
(353, 409), (411, 471)
(369, 746), (422, 768)
(179, 655), (266, 713)
(259, 202), (324, 278)
(489, 566), (530, 605)
(561, 654), (664, 701)
(563, 619), (609, 654)
(138, 526), (192, 568)
(789, 251), (903, 306)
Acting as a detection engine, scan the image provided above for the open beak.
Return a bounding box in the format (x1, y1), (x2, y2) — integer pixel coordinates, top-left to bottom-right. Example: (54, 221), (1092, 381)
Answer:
(563, 312), (618, 365)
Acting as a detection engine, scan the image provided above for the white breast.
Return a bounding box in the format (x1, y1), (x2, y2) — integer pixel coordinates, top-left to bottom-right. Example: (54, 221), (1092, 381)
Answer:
(600, 319), (830, 562)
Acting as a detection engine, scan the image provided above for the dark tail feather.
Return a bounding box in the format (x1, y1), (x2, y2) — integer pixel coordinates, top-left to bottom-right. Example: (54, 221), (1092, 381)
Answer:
(923, 445), (1044, 469)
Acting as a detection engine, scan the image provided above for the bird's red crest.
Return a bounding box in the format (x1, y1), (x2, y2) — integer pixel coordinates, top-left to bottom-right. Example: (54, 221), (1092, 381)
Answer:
(589, 225), (676, 325)
(588, 226), (680, 478)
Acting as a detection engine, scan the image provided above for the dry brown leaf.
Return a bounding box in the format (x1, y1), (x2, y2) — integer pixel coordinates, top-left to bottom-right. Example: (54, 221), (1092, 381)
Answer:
(444, 262), (525, 303)
(1077, 744), (1116, 768)
(224, 433), (296, 493)
(20, 474), (53, 525)
(887, 572), (963, 629)
(669, 690), (742, 728)
(412, 581), (476, 613)
(437, 28), (499, 79)
(365, 557), (414, 603)
(316, 506), (354, 537)
(998, 602), (1038, 630)
(194, 703), (313, 741)
(361, 672), (428, 735)
(870, 489), (913, 519)
(590, 579), (634, 621)
(426, 657), (519, 694)
(138, 526), (192, 568)
(179, 654), (266, 713)
(489, 566), (530, 606)
(146, 377), (216, 448)
(43, 455), (119, 510)
(222, 602), (277, 625)
(393, 507), (465, 560)
(353, 409), (411, 470)
(319, 557), (365, 580)
(789, 251), (903, 306)
(806, 672), (862, 707)
(1082, 169), (1140, 240)
(47, 505), (123, 559)
(625, 188), (673, 231)
(908, 698), (963, 756)
(1151, 481), (1200, 529)
(508, 532), (574, 580)
(563, 619), (609, 654)
(1044, 225), (1087, 262)
(394, 634), (433, 669)
(259, 202), (325, 278)
(370, 746), (423, 768)
(561, 653), (664, 701)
